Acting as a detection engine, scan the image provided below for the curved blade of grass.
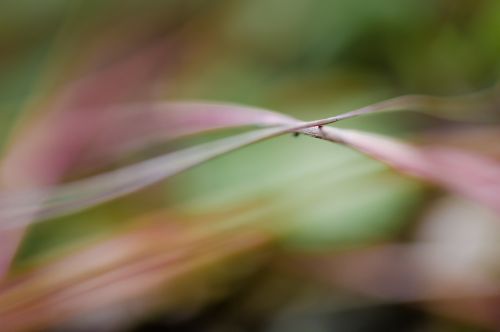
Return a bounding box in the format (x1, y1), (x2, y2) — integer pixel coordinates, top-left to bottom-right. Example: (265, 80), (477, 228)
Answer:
(0, 105), (362, 228)
(304, 125), (500, 215)
(325, 86), (499, 124)
(0, 127), (291, 228)
(74, 101), (299, 167)
(48, 84), (500, 169)
(2, 94), (500, 229)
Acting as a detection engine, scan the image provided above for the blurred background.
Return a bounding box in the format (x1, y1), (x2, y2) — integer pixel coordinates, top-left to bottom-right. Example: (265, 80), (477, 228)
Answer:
(1, 1), (500, 331)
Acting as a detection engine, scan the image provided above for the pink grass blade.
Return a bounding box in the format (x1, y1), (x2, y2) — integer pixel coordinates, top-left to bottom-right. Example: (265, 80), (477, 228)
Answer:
(2, 97), (500, 230)
(306, 125), (500, 215)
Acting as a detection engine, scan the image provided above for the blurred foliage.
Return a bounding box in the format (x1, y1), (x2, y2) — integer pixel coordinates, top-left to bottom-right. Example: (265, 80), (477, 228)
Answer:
(1, 0), (500, 331)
